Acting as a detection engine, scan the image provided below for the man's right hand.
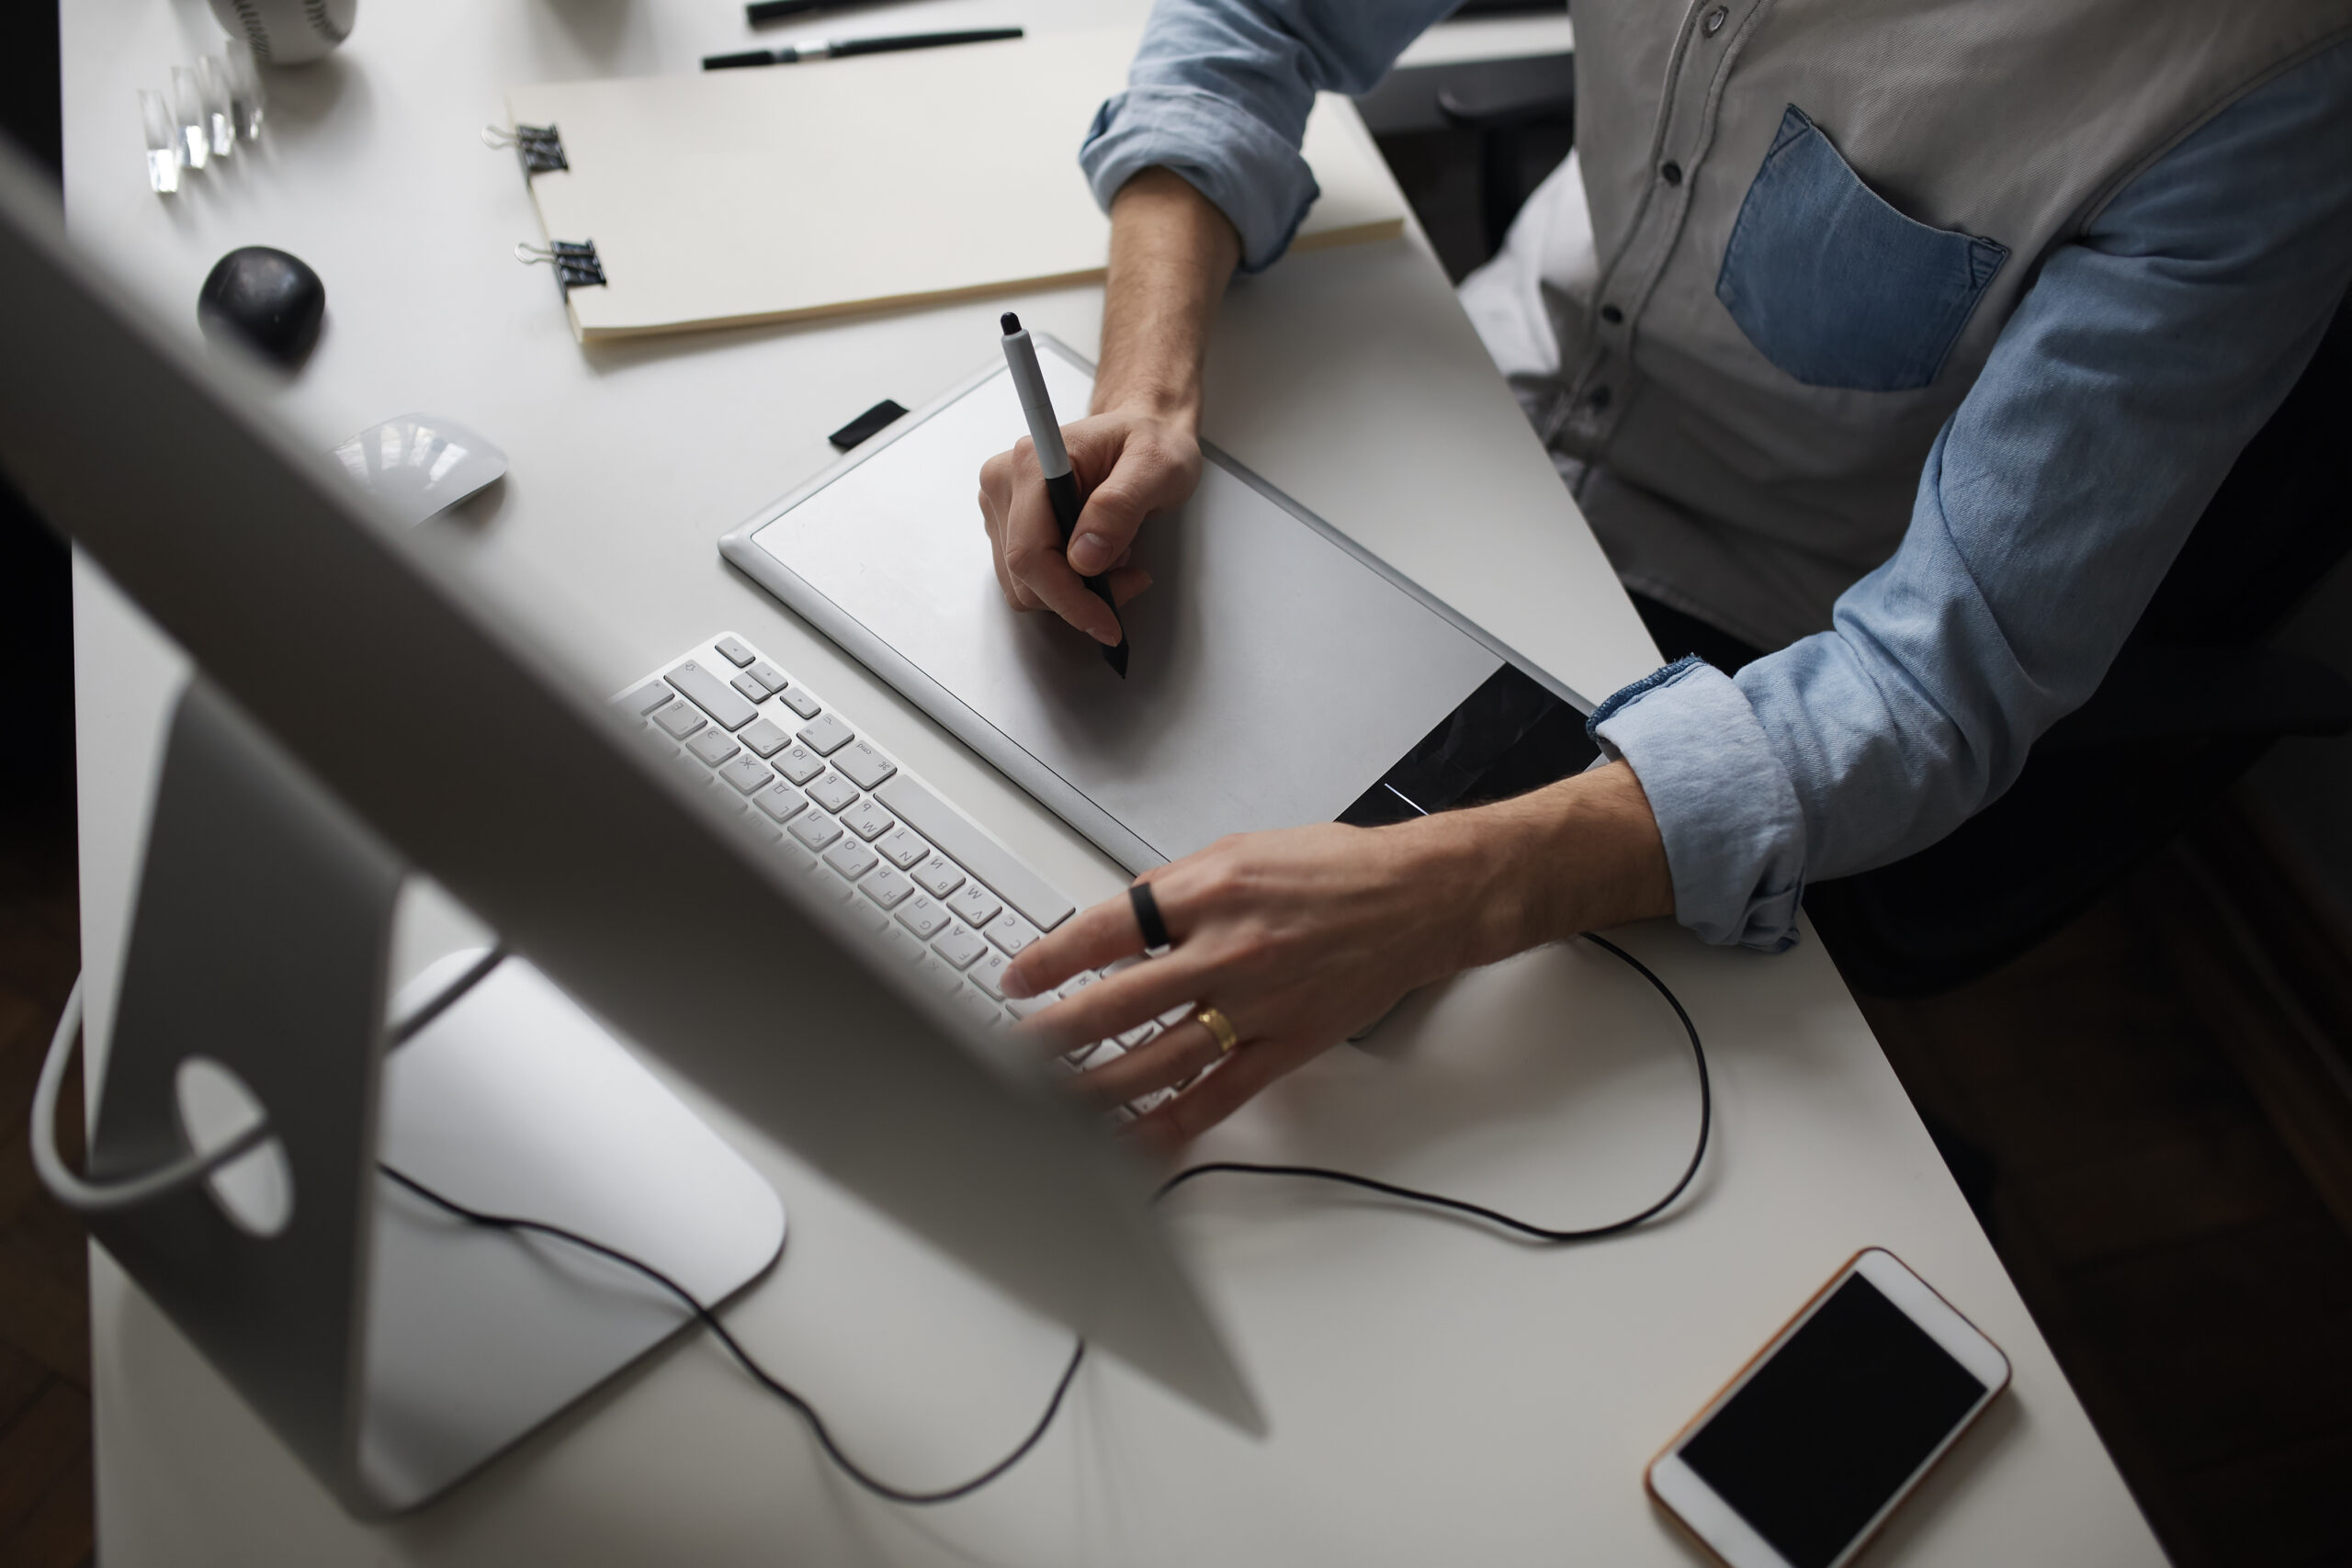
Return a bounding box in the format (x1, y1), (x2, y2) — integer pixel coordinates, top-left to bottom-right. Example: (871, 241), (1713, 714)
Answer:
(977, 403), (1201, 646)
(972, 166), (1240, 646)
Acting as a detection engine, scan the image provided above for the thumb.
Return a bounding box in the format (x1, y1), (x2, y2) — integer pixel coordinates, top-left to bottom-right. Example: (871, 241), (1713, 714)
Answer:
(1064, 439), (1166, 577)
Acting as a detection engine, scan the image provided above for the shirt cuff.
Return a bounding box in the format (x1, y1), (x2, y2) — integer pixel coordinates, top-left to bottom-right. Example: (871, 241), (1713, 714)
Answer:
(1080, 85), (1320, 274)
(1587, 656), (1809, 952)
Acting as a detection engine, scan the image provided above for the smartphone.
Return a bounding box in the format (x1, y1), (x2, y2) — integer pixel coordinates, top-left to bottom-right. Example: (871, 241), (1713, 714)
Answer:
(1646, 1248), (2011, 1568)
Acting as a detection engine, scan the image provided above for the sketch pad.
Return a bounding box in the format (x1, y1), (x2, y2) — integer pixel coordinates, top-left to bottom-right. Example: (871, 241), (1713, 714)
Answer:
(506, 30), (1406, 342)
(720, 338), (1526, 872)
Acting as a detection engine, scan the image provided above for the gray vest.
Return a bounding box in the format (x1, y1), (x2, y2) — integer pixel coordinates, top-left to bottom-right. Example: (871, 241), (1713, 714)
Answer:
(1457, 0), (2352, 650)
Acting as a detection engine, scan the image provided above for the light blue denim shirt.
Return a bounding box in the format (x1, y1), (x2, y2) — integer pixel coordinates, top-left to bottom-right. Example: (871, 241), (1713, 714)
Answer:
(1082, 3), (2352, 951)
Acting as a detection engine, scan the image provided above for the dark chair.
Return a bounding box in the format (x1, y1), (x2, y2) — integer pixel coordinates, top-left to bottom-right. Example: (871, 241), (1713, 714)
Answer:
(1354, 48), (1577, 281)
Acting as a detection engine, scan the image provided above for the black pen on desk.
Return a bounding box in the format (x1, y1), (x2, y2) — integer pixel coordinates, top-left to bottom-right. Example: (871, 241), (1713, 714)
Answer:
(1001, 312), (1128, 678)
(745, 0), (887, 23)
(704, 27), (1022, 70)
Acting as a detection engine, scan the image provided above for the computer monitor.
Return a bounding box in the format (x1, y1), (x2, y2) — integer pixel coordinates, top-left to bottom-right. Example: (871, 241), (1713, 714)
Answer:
(0, 141), (1260, 1513)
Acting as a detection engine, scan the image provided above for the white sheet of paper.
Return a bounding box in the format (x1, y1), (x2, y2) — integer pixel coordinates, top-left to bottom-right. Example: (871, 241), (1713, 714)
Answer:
(509, 29), (1406, 341)
(738, 347), (1501, 863)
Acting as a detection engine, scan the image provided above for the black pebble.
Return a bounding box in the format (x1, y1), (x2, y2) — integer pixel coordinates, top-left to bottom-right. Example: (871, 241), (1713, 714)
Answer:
(198, 246), (325, 368)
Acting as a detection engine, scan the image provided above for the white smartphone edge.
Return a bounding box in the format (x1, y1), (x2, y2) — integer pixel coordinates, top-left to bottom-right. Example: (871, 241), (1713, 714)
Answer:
(1645, 1247), (2013, 1568)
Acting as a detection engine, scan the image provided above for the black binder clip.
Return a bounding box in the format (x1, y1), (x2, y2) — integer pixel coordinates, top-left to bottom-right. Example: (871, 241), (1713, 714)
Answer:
(514, 239), (607, 297)
(481, 122), (569, 176)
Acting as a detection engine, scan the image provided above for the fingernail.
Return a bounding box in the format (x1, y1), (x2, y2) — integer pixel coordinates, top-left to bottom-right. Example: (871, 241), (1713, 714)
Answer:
(1093, 624), (1123, 647)
(1001, 970), (1035, 1000)
(1068, 532), (1110, 574)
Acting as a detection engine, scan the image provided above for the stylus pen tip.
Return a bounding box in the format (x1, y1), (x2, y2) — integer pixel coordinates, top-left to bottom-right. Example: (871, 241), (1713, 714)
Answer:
(1103, 639), (1129, 679)
(1001, 311), (1022, 335)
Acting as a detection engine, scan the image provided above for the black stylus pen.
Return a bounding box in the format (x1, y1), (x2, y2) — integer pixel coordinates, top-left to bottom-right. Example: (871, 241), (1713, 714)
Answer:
(1001, 313), (1128, 678)
(745, 0), (887, 23)
(704, 27), (1022, 70)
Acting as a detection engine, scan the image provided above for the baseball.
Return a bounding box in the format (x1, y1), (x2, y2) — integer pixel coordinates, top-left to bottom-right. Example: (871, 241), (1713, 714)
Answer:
(206, 0), (358, 65)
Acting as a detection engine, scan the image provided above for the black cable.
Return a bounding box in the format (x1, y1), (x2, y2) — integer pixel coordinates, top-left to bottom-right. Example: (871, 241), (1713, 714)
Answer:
(1154, 933), (1712, 1241)
(378, 929), (1706, 1505)
(378, 1162), (1088, 1506)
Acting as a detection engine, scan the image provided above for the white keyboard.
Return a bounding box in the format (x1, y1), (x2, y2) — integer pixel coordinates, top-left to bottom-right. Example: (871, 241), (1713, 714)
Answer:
(617, 634), (1193, 1103)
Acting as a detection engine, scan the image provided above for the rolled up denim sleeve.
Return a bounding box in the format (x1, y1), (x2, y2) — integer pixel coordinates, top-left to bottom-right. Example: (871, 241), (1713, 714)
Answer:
(1593, 38), (2352, 953)
(1080, 0), (1454, 272)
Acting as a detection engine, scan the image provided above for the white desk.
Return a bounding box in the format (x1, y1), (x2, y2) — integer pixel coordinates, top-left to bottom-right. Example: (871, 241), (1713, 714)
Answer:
(62, 1), (2162, 1562)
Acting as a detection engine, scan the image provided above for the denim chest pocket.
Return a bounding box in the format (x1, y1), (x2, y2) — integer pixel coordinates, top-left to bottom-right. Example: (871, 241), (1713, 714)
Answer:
(1715, 106), (2008, 392)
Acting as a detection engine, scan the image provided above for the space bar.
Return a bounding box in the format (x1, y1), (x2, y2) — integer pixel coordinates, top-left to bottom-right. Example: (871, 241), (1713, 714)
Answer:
(873, 776), (1078, 931)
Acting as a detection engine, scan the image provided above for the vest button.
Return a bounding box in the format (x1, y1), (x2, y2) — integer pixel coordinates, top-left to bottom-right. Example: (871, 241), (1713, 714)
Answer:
(1661, 161), (1684, 186)
(1702, 6), (1728, 36)
(1600, 304), (1624, 325)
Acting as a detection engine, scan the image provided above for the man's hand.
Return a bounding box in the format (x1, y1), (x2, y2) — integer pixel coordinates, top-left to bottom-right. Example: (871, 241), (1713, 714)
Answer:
(977, 167), (1238, 641)
(1002, 762), (1677, 1156)
(978, 409), (1197, 646)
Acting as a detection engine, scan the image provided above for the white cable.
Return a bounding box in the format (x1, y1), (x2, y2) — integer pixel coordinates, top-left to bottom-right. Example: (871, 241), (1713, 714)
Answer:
(29, 975), (273, 1214)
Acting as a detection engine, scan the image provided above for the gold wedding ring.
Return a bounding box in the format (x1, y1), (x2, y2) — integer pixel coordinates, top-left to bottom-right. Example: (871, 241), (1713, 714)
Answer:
(1195, 1005), (1240, 1055)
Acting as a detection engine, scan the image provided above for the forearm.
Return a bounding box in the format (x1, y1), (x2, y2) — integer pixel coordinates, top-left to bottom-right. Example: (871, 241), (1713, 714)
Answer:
(1393, 761), (1675, 977)
(1092, 169), (1241, 425)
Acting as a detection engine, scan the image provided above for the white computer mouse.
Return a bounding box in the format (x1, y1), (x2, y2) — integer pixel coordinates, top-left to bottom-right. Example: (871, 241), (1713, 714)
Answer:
(331, 412), (507, 526)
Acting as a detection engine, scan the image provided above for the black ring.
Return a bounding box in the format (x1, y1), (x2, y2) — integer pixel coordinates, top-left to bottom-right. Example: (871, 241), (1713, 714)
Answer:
(1129, 881), (1171, 951)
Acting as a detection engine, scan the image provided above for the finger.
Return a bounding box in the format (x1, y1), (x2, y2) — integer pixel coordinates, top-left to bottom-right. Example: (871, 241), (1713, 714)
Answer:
(978, 471), (1047, 614)
(1064, 442), (1167, 576)
(1002, 886), (1157, 1000)
(1071, 1019), (1225, 1107)
(1004, 525), (1125, 646)
(1104, 565), (1152, 609)
(1126, 1042), (1297, 1155)
(1015, 954), (1208, 1055)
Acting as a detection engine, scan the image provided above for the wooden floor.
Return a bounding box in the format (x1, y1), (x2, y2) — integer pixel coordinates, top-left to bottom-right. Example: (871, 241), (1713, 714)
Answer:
(4, 784), (2351, 1565)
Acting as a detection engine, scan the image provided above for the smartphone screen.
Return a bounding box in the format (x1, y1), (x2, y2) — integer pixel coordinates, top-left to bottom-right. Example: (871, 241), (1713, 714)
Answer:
(1676, 1271), (1991, 1568)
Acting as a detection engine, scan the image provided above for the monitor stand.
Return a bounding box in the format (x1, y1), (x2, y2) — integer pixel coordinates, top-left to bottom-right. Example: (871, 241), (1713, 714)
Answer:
(85, 680), (786, 1515)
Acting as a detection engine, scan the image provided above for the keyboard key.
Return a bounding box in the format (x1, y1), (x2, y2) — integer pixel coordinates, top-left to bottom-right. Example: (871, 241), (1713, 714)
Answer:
(910, 852), (965, 899)
(953, 987), (1007, 1030)
(833, 740), (897, 790)
(933, 922), (989, 970)
(985, 911), (1039, 957)
(788, 813), (842, 852)
(874, 776), (1076, 930)
(824, 840), (878, 880)
(1059, 971), (1099, 999)
(666, 660), (759, 730)
(713, 636), (755, 668)
(875, 826), (929, 870)
(947, 883), (1001, 930)
(797, 713), (855, 756)
(652, 700), (706, 740)
(686, 728), (741, 768)
(730, 671), (771, 706)
(718, 756), (773, 795)
(842, 799), (895, 840)
(967, 950), (1012, 1000)
(915, 953), (964, 995)
(622, 679), (675, 716)
(853, 903), (891, 934)
(744, 660), (787, 696)
(895, 896), (952, 942)
(753, 783), (807, 824)
(1119, 1021), (1162, 1048)
(775, 839), (818, 874)
(881, 924), (928, 964)
(1158, 1002), (1198, 1029)
(1006, 994), (1057, 1021)
(772, 743), (826, 784)
(777, 686), (822, 720)
(861, 865), (914, 908)
(806, 772), (860, 814)
(667, 748), (715, 785)
(737, 716), (791, 758)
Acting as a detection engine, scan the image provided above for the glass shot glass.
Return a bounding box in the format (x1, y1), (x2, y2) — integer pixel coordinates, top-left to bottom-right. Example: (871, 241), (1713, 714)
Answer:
(197, 55), (235, 158)
(140, 88), (181, 194)
(222, 43), (266, 142)
(171, 65), (209, 171)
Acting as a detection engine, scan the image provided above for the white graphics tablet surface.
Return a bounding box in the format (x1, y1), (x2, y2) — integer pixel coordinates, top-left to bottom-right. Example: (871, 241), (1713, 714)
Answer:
(720, 336), (1586, 872)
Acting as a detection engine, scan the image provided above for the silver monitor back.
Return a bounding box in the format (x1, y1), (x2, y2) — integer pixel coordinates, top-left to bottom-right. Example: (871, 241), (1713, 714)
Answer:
(0, 141), (1262, 1482)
